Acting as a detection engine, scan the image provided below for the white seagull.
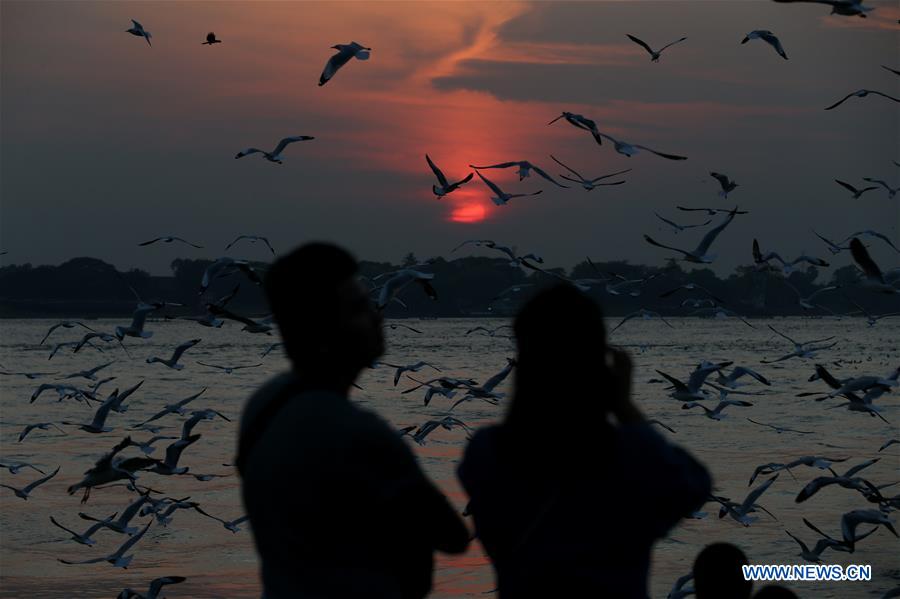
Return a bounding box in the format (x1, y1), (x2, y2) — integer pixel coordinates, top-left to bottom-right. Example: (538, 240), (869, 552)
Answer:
(39, 321), (96, 345)
(710, 172), (739, 197)
(741, 30), (788, 60)
(126, 20), (151, 46)
(596, 130), (688, 160)
(547, 112), (604, 145)
(426, 154), (473, 198)
(376, 269), (437, 310)
(850, 238), (900, 294)
(0, 466), (60, 500)
(59, 520), (152, 568)
(138, 236), (203, 248)
(469, 160), (568, 188)
(235, 136), (314, 163)
(862, 178), (899, 199)
(654, 213), (711, 234)
(117, 575), (187, 599)
(626, 34), (687, 62)
(318, 42), (370, 86)
(196, 361), (262, 374)
(549, 155), (630, 190)
(475, 171), (543, 206)
(225, 235), (275, 255)
(644, 208), (738, 263)
(825, 90), (900, 110)
(771, 0), (873, 18)
(835, 179), (879, 199)
(49, 514), (117, 547)
(146, 338), (201, 370)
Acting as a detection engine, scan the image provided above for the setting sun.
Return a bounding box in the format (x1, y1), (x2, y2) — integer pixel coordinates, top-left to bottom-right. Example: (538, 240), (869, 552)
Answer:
(449, 202), (486, 223)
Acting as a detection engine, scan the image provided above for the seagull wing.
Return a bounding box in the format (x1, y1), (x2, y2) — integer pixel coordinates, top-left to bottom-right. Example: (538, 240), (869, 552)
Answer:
(626, 34), (655, 56)
(476, 171), (505, 196)
(170, 339), (200, 362)
(761, 32), (788, 59)
(23, 466), (60, 494)
(644, 235), (691, 258)
(235, 148), (264, 159)
(468, 162), (519, 170)
(825, 93), (856, 111)
(633, 144), (688, 161)
(591, 168), (633, 182)
(694, 210), (737, 255)
(659, 36), (688, 52)
(148, 577), (187, 597)
(850, 238), (885, 282)
(272, 136), (313, 155)
(655, 213), (682, 230)
(138, 238), (164, 247)
(870, 91), (900, 103)
(319, 46), (354, 86)
(425, 154), (448, 187)
(530, 164), (569, 188)
(549, 155), (585, 180)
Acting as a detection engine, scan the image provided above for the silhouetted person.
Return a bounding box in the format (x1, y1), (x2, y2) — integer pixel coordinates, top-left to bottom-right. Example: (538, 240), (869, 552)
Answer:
(457, 283), (711, 598)
(693, 542), (753, 599)
(754, 586), (799, 598)
(238, 243), (469, 599)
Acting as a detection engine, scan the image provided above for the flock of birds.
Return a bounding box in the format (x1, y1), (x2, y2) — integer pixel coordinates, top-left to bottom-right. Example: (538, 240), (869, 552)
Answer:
(2, 2), (900, 597)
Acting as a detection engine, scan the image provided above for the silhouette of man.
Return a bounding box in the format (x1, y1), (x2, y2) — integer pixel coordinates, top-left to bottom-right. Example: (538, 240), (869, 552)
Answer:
(693, 542), (753, 599)
(238, 243), (469, 599)
(457, 283), (711, 598)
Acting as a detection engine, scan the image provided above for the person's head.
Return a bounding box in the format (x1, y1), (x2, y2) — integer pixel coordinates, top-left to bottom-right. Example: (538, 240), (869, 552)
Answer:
(753, 586), (798, 599)
(505, 283), (611, 435)
(693, 542), (752, 599)
(264, 243), (383, 381)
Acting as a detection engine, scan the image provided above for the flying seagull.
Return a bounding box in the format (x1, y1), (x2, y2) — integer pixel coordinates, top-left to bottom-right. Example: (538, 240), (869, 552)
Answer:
(59, 520), (152, 568)
(655, 213), (711, 234)
(426, 154), (473, 198)
(626, 34), (687, 62)
(547, 112), (604, 145)
(861, 178), (899, 198)
(202, 32), (221, 45)
(225, 235), (275, 255)
(146, 339), (202, 370)
(835, 179), (878, 199)
(771, 0), (873, 18)
(126, 20), (151, 46)
(469, 161), (568, 188)
(741, 30), (788, 60)
(375, 269), (437, 310)
(40, 321), (97, 345)
(475, 171), (543, 206)
(595, 130), (687, 160)
(0, 466), (60, 500)
(549, 155), (630, 190)
(644, 208), (738, 263)
(850, 238), (899, 294)
(825, 90), (900, 110)
(235, 136), (314, 163)
(710, 172), (738, 197)
(117, 575), (187, 599)
(319, 42), (370, 86)
(138, 236), (203, 249)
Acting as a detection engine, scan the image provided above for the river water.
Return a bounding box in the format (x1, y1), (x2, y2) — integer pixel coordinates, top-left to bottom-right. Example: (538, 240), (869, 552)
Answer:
(0, 317), (897, 598)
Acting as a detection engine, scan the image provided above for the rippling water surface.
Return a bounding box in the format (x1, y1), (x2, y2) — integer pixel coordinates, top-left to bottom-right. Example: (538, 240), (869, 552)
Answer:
(0, 317), (897, 598)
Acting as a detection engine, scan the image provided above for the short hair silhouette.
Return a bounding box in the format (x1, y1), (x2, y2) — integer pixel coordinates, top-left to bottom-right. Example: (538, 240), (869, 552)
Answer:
(263, 242), (358, 362)
(693, 542), (752, 599)
(506, 283), (611, 438)
(753, 585), (799, 598)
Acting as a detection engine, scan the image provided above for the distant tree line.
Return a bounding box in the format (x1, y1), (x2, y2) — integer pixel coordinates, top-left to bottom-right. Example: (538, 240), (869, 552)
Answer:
(0, 254), (896, 318)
